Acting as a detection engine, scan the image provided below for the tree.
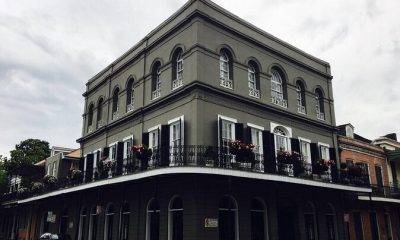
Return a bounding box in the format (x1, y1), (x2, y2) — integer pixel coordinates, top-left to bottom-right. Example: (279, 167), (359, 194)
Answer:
(10, 139), (50, 166)
(0, 155), (7, 194)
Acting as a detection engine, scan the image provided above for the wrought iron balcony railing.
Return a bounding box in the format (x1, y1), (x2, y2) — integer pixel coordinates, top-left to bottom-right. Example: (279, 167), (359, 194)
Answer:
(1, 145), (371, 202)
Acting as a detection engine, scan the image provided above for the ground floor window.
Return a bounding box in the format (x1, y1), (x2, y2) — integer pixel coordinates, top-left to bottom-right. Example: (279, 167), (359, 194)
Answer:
(384, 213), (393, 240)
(89, 206), (98, 240)
(120, 203), (130, 240)
(353, 212), (364, 240)
(304, 202), (317, 240)
(105, 204), (115, 240)
(59, 209), (69, 237)
(169, 197), (183, 240)
(370, 212), (379, 240)
(219, 195), (238, 240)
(251, 198), (266, 240)
(79, 207), (88, 240)
(147, 199), (160, 240)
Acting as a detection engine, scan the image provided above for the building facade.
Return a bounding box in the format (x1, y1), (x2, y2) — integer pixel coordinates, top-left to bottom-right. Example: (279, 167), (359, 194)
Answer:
(0, 0), (378, 240)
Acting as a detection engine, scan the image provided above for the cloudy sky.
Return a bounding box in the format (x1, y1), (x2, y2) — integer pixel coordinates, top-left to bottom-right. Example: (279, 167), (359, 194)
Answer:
(0, 0), (399, 156)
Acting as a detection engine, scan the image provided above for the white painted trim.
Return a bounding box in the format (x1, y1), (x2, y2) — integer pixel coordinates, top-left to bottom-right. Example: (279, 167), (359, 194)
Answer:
(167, 115), (184, 125)
(218, 114), (238, 123)
(270, 122), (292, 138)
(148, 125), (161, 133)
(298, 137), (311, 143)
(358, 196), (400, 204)
(318, 142), (330, 148)
(123, 135), (134, 141)
(247, 123), (264, 131)
(16, 167), (371, 204)
(108, 141), (118, 147)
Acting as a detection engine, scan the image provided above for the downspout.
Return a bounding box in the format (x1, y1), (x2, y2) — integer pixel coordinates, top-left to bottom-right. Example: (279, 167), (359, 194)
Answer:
(141, 37), (149, 140)
(105, 65), (114, 146)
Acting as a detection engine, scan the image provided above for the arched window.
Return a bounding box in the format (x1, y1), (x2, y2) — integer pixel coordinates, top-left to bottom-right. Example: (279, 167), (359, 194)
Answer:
(147, 199), (160, 240)
(59, 208), (69, 237)
(248, 60), (260, 98)
(315, 88), (325, 120)
(88, 104), (94, 132)
(97, 98), (104, 127)
(296, 80), (306, 114)
(172, 48), (184, 89)
(270, 68), (287, 108)
(304, 202), (317, 240)
(218, 196), (238, 240)
(325, 204), (337, 240)
(78, 207), (88, 240)
(169, 197), (183, 240)
(273, 126), (289, 153)
(126, 78), (134, 112)
(104, 204), (115, 240)
(152, 61), (162, 100)
(112, 88), (120, 120)
(88, 206), (98, 240)
(219, 49), (233, 89)
(251, 198), (266, 240)
(120, 202), (130, 240)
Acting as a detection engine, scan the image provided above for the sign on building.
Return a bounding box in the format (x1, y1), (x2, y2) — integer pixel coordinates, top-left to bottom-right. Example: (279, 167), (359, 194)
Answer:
(47, 211), (56, 223)
(204, 218), (218, 228)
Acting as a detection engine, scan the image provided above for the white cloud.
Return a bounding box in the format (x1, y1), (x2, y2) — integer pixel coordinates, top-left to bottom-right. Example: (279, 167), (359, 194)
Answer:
(0, 0), (399, 156)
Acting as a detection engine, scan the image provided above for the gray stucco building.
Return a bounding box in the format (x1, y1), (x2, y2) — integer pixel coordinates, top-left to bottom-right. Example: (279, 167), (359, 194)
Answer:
(1, 1), (373, 240)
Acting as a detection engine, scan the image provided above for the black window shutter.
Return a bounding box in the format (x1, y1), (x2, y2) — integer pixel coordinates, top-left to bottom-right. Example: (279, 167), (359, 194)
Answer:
(116, 142), (124, 175)
(310, 143), (319, 173)
(262, 130), (276, 173)
(102, 147), (109, 159)
(142, 132), (149, 146)
(179, 118), (184, 146)
(235, 123), (244, 142)
(85, 154), (94, 182)
(244, 127), (252, 144)
(218, 118), (223, 147)
(160, 125), (170, 167)
(329, 147), (339, 182)
(291, 138), (300, 153)
(79, 157), (84, 172)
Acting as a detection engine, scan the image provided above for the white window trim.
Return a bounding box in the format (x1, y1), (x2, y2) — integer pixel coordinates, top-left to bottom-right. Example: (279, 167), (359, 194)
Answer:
(168, 115), (184, 125)
(148, 125), (161, 149)
(270, 122), (293, 138)
(92, 149), (101, 169)
(108, 142), (118, 161)
(123, 135), (134, 160)
(298, 137), (312, 163)
(246, 123), (264, 131)
(83, 154), (88, 172)
(148, 125), (161, 133)
(168, 116), (184, 145)
(218, 115), (237, 148)
(318, 142), (330, 160)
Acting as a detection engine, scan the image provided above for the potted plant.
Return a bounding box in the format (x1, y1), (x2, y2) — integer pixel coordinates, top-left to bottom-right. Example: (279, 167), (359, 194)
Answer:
(228, 140), (255, 169)
(131, 145), (152, 171)
(291, 151), (305, 177)
(313, 159), (332, 175)
(42, 175), (58, 191)
(31, 182), (44, 195)
(70, 169), (83, 185)
(202, 146), (217, 167)
(348, 165), (363, 178)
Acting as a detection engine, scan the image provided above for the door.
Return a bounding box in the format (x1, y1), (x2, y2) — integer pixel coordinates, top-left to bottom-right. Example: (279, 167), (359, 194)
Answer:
(278, 206), (298, 240)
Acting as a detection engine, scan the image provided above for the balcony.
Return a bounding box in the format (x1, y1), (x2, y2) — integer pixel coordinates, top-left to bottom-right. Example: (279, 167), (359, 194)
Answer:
(126, 103), (134, 113)
(152, 89), (161, 100)
(1, 146), (371, 203)
(220, 78), (233, 89)
(172, 78), (183, 90)
(297, 105), (306, 114)
(249, 88), (260, 99)
(271, 96), (287, 108)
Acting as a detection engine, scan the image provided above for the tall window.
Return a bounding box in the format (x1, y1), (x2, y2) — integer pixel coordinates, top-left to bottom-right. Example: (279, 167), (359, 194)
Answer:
(112, 88), (120, 120)
(370, 212), (379, 240)
(304, 202), (317, 240)
(59, 209), (69, 237)
(169, 117), (183, 166)
(219, 49), (233, 89)
(219, 196), (238, 240)
(250, 127), (264, 171)
(271, 69), (287, 108)
(273, 127), (289, 153)
(126, 78), (134, 112)
(149, 127), (160, 167)
(169, 197), (183, 240)
(172, 48), (184, 89)
(251, 198), (266, 240)
(78, 207), (88, 240)
(248, 61), (260, 98)
(104, 204), (115, 240)
(147, 199), (160, 240)
(325, 204), (337, 240)
(120, 203), (130, 240)
(319, 144), (330, 160)
(152, 61), (162, 100)
(97, 98), (104, 127)
(296, 80), (306, 114)
(353, 212), (364, 240)
(220, 118), (235, 154)
(299, 138), (311, 164)
(315, 88), (325, 120)
(88, 104), (94, 132)
(88, 206), (98, 240)
(384, 213), (393, 240)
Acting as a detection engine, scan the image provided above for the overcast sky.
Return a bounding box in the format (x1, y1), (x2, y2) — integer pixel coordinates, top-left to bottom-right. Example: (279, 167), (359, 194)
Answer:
(0, 0), (399, 156)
